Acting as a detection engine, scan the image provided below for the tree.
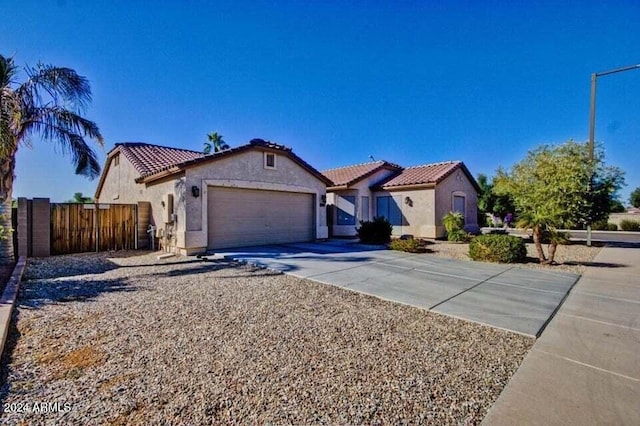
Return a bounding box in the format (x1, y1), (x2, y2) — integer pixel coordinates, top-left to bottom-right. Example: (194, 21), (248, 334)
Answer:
(494, 140), (624, 264)
(610, 199), (626, 213)
(66, 192), (92, 203)
(476, 173), (515, 225)
(203, 131), (229, 154)
(0, 55), (103, 263)
(630, 187), (640, 208)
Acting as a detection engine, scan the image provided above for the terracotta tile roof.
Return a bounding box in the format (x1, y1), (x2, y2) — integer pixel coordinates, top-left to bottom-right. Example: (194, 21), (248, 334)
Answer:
(116, 142), (204, 177)
(377, 161), (463, 188)
(322, 161), (402, 187)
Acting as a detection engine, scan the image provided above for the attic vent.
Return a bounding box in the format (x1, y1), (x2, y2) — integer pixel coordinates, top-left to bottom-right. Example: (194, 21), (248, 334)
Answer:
(264, 152), (276, 169)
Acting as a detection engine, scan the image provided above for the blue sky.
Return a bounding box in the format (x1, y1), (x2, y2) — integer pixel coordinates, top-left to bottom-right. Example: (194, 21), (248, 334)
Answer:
(3, 1), (640, 203)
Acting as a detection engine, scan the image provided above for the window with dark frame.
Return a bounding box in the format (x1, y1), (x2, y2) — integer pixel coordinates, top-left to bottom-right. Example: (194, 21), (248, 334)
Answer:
(264, 152), (276, 169)
(337, 195), (356, 225)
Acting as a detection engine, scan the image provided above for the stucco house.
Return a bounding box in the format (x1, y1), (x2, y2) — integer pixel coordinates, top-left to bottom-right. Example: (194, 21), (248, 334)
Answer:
(323, 160), (479, 239)
(95, 139), (331, 254)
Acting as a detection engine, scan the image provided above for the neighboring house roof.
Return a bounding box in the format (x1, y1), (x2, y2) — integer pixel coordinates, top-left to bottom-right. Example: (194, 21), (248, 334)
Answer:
(373, 161), (480, 191)
(322, 160), (402, 189)
(95, 139), (331, 198)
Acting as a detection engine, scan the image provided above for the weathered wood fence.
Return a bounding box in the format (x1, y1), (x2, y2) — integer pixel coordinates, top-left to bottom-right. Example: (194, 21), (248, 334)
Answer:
(50, 203), (137, 255)
(17, 198), (151, 257)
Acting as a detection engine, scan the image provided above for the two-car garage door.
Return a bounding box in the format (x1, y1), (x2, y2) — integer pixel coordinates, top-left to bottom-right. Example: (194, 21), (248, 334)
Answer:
(207, 186), (315, 249)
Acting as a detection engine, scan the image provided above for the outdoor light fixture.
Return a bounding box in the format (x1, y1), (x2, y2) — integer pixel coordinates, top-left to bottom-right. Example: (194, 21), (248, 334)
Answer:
(404, 196), (413, 207)
(586, 63), (640, 246)
(191, 186), (200, 198)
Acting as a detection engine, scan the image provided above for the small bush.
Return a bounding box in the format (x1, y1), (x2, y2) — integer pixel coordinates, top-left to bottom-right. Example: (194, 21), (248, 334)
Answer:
(607, 223), (618, 231)
(469, 234), (527, 263)
(591, 219), (608, 231)
(389, 238), (428, 253)
(356, 216), (393, 244)
(442, 212), (466, 242)
(619, 219), (640, 232)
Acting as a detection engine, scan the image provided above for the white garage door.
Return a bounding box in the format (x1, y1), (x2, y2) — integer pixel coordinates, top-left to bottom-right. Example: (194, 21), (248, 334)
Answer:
(207, 186), (315, 249)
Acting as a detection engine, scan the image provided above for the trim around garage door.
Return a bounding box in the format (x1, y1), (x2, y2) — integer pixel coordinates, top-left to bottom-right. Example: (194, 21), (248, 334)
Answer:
(200, 179), (320, 248)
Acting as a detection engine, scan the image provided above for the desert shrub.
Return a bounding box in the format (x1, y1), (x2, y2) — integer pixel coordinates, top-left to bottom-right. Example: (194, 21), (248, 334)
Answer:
(591, 219), (608, 231)
(619, 219), (640, 232)
(389, 238), (428, 253)
(469, 234), (527, 263)
(592, 220), (618, 231)
(442, 212), (467, 242)
(356, 216), (393, 244)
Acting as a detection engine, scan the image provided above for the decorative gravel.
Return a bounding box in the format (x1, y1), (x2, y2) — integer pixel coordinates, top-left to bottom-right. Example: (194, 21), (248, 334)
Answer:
(1, 251), (533, 425)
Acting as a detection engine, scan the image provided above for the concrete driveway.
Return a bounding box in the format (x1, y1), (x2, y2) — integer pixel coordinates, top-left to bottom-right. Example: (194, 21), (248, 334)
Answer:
(217, 240), (580, 337)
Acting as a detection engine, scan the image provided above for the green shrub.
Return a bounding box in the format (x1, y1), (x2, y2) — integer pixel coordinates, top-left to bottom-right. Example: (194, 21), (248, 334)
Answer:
(356, 216), (393, 244)
(469, 234), (527, 263)
(591, 219), (609, 231)
(619, 219), (640, 232)
(442, 211), (467, 242)
(389, 238), (429, 253)
(607, 223), (618, 231)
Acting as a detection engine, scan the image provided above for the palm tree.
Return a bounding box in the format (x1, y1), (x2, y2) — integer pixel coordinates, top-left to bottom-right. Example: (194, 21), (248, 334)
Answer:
(515, 211), (568, 264)
(203, 131), (229, 154)
(0, 55), (103, 263)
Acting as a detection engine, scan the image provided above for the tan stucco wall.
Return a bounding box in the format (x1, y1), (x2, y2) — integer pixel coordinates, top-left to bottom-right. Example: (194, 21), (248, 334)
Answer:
(184, 149), (328, 252)
(434, 169), (479, 235)
(327, 168), (398, 237)
(95, 155), (184, 250)
(373, 188), (438, 238)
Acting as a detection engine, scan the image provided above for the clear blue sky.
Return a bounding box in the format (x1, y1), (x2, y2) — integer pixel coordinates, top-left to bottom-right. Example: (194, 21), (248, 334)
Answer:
(3, 1), (640, 203)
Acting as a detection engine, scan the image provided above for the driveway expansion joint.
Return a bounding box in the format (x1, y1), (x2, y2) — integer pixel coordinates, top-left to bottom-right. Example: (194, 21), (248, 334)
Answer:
(428, 266), (514, 311)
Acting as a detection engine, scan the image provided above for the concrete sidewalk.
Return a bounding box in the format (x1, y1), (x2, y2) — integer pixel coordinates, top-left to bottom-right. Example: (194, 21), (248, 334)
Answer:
(483, 245), (640, 425)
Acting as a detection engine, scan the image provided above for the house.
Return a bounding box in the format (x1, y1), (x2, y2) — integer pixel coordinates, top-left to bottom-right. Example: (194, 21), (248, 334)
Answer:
(322, 160), (479, 239)
(95, 139), (331, 254)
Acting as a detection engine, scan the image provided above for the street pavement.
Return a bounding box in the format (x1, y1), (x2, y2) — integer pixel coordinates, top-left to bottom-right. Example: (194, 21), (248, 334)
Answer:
(217, 240), (579, 337)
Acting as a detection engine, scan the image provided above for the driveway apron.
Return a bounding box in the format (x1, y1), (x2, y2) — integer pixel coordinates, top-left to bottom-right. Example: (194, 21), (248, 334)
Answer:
(219, 241), (579, 337)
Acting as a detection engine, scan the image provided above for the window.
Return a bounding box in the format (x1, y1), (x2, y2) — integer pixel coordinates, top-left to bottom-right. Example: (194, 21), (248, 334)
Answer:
(360, 196), (369, 222)
(376, 196), (402, 226)
(337, 195), (356, 225)
(453, 195), (465, 222)
(113, 154), (120, 167)
(264, 152), (276, 169)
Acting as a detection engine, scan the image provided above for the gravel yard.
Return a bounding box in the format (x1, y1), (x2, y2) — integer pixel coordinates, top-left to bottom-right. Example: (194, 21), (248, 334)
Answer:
(1, 251), (533, 425)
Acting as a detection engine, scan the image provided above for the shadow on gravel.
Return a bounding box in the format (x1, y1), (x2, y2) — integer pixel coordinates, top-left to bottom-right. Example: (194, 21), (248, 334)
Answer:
(16, 277), (135, 309)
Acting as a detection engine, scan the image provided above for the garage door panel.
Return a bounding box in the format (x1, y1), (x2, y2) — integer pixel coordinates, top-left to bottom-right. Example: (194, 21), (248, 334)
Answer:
(207, 187), (314, 249)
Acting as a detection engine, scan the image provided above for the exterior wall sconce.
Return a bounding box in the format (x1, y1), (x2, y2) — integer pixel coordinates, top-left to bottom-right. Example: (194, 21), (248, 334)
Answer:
(404, 196), (413, 207)
(191, 186), (200, 198)
(320, 195), (326, 207)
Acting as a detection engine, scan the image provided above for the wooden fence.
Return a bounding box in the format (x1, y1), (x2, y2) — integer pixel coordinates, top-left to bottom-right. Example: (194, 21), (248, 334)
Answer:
(50, 203), (137, 255)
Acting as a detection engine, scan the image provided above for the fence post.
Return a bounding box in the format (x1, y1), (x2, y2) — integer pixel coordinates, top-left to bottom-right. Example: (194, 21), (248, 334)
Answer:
(31, 198), (50, 257)
(95, 204), (99, 252)
(17, 198), (30, 258)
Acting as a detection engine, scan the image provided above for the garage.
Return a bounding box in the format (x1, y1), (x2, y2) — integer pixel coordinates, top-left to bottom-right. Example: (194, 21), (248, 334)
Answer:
(207, 186), (315, 249)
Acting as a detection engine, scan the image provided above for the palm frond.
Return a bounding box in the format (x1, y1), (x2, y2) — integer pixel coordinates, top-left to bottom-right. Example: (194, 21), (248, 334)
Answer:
(18, 63), (92, 113)
(19, 106), (103, 178)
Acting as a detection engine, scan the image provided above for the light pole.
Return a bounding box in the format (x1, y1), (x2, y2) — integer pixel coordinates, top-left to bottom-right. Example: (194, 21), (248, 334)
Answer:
(586, 63), (640, 247)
